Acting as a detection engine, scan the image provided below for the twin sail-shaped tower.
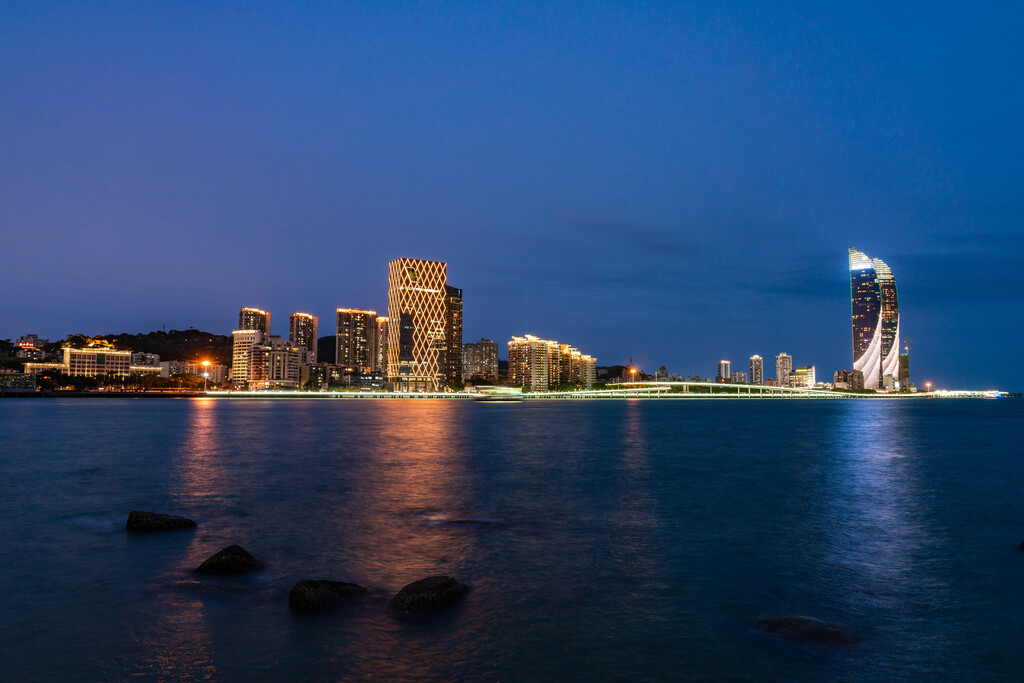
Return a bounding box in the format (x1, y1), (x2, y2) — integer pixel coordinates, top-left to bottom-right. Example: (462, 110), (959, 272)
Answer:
(849, 248), (900, 390)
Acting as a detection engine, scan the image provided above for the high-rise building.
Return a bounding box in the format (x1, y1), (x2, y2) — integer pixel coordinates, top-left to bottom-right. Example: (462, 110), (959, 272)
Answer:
(289, 313), (318, 363)
(731, 370), (748, 384)
(899, 353), (910, 390)
(775, 352), (792, 387)
(444, 285), (463, 386)
(232, 329), (263, 388)
(336, 308), (378, 373)
(749, 355), (764, 385)
(717, 360), (731, 382)
(463, 338), (499, 381)
(376, 316), (389, 375)
(252, 335), (308, 388)
(387, 258), (448, 391)
(238, 307), (271, 335)
(508, 334), (596, 390)
(849, 248), (900, 390)
(508, 335), (556, 391)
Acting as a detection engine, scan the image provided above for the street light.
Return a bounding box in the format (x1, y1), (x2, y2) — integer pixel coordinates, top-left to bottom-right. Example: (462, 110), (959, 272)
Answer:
(925, 381), (932, 393)
(630, 368), (637, 384)
(202, 360), (211, 392)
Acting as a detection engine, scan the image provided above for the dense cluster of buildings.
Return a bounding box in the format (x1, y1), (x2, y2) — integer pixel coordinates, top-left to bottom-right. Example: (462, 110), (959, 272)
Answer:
(713, 352), (815, 389)
(6, 248), (916, 394)
(228, 257), (595, 392)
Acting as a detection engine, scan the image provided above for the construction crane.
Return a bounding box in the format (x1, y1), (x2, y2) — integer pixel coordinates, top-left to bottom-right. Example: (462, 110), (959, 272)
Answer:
(903, 339), (916, 355)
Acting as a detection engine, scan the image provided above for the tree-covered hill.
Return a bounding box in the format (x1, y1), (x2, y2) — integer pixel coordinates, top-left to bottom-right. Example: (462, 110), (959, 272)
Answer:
(84, 329), (232, 364)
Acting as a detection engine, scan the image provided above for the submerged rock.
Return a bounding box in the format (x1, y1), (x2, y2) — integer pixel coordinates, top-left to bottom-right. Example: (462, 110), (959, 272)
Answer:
(195, 545), (264, 575)
(126, 510), (196, 532)
(754, 616), (853, 645)
(289, 580), (370, 613)
(390, 575), (469, 613)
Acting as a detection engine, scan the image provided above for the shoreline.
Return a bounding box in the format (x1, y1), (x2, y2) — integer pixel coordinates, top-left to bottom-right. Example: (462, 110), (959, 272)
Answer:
(1, 390), (1007, 400)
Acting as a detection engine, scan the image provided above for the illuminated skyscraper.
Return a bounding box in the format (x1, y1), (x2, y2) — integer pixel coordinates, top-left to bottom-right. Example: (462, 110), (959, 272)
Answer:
(376, 316), (389, 375)
(849, 248), (900, 390)
(775, 352), (792, 387)
(749, 355), (763, 385)
(336, 308), (378, 372)
(444, 285), (463, 386)
(717, 360), (731, 382)
(238, 307), (271, 335)
(387, 258), (448, 391)
(289, 312), (318, 363)
(232, 329), (263, 388)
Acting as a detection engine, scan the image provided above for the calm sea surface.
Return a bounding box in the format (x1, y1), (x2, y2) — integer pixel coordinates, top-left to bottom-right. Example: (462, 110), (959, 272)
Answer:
(1, 398), (1022, 681)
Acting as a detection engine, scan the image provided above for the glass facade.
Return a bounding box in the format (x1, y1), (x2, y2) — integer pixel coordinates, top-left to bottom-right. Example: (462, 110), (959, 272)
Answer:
(849, 248), (900, 390)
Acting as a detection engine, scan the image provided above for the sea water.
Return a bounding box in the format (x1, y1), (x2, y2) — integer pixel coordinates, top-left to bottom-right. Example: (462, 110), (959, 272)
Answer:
(0, 397), (1022, 681)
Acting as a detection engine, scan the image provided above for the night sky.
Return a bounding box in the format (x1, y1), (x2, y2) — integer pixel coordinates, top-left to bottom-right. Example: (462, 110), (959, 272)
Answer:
(2, 2), (1022, 389)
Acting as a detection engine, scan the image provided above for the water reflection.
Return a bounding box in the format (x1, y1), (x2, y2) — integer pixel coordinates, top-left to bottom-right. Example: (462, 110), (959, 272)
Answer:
(174, 398), (225, 508)
(316, 401), (476, 681)
(613, 401), (660, 580)
(121, 593), (218, 680)
(824, 401), (951, 649)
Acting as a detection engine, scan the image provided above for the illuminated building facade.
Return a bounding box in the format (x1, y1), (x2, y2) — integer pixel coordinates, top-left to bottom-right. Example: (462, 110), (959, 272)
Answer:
(336, 309), (378, 372)
(289, 313), (319, 363)
(232, 329), (263, 387)
(789, 366), (816, 389)
(376, 316), (389, 375)
(749, 355), (763, 385)
(24, 348), (161, 378)
(508, 334), (596, 390)
(252, 335), (308, 388)
(387, 258), (448, 391)
(463, 338), (499, 381)
(239, 307), (271, 335)
(731, 370), (748, 384)
(717, 360), (731, 382)
(775, 352), (792, 387)
(444, 285), (463, 386)
(849, 247), (900, 390)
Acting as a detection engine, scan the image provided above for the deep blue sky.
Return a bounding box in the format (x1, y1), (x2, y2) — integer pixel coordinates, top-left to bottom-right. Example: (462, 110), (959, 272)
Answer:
(2, 2), (1022, 389)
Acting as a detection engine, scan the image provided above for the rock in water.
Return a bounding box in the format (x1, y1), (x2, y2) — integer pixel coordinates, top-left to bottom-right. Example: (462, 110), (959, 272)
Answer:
(289, 580), (370, 613)
(754, 616), (853, 645)
(390, 575), (469, 613)
(195, 545), (264, 575)
(126, 510), (196, 532)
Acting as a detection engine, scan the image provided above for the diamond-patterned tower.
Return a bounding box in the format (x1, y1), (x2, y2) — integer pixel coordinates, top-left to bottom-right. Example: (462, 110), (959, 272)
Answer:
(387, 258), (448, 391)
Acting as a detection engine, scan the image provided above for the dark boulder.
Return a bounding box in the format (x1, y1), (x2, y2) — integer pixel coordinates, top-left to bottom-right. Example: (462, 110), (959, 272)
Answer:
(195, 545), (264, 575)
(754, 616), (853, 645)
(126, 510), (196, 532)
(390, 575), (469, 613)
(289, 580), (370, 613)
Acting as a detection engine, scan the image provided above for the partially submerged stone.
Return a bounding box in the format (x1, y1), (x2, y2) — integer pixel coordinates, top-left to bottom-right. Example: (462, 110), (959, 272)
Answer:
(289, 580), (370, 613)
(126, 510), (196, 532)
(390, 575), (469, 613)
(195, 545), (264, 575)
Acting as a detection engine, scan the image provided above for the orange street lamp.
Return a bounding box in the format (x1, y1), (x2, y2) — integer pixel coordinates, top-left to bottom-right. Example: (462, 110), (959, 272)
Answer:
(925, 381), (932, 393)
(630, 368), (637, 383)
(202, 360), (211, 392)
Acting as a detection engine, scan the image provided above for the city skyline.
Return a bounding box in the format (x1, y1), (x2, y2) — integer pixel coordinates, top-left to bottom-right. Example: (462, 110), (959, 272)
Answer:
(2, 4), (1021, 389)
